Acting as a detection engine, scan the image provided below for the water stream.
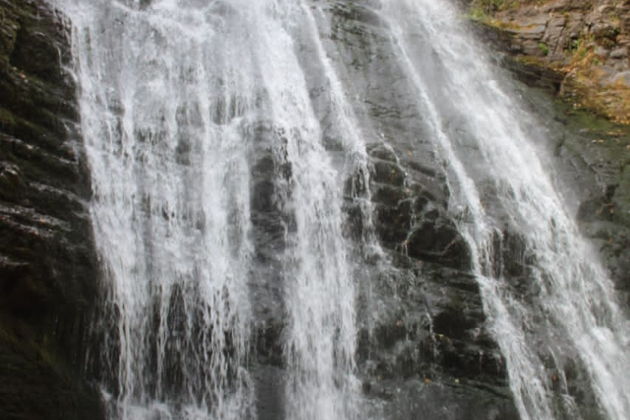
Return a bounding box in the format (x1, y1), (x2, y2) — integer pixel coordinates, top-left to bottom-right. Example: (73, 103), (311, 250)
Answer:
(54, 0), (630, 419)
(379, 1), (630, 419)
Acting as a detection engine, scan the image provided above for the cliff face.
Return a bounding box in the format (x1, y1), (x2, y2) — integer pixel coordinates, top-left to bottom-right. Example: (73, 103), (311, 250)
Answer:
(466, 0), (630, 306)
(255, 3), (522, 417)
(0, 1), (627, 419)
(0, 0), (104, 418)
(469, 0), (630, 124)
(330, 3), (629, 418)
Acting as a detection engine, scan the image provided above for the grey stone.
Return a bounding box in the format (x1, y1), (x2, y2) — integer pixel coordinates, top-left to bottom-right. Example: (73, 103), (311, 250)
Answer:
(610, 47), (628, 59)
(595, 46), (610, 57)
(612, 70), (630, 86)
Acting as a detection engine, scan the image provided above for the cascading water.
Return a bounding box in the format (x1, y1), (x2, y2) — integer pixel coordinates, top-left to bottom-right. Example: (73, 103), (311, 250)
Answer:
(379, 1), (630, 419)
(61, 1), (259, 418)
(55, 0), (371, 419)
(53, 0), (630, 419)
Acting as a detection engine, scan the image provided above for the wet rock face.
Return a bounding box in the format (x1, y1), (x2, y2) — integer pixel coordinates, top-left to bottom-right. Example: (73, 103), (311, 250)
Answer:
(0, 0), (512, 417)
(5, 1), (625, 419)
(317, 2), (519, 419)
(318, 1), (629, 418)
(472, 5), (630, 307)
(240, 1), (630, 415)
(547, 105), (630, 304)
(243, 1), (519, 417)
(0, 0), (104, 418)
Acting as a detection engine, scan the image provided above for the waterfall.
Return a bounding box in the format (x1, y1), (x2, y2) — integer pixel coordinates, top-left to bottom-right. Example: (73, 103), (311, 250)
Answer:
(56, 0), (372, 418)
(379, 1), (630, 419)
(61, 1), (258, 418)
(54, 0), (630, 419)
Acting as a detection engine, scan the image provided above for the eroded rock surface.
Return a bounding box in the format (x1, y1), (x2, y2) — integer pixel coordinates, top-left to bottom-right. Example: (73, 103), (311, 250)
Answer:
(0, 0), (104, 418)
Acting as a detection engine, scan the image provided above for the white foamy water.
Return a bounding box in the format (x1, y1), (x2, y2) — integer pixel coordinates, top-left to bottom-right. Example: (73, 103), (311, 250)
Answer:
(54, 0), (372, 418)
(52, 0), (630, 419)
(379, 1), (630, 419)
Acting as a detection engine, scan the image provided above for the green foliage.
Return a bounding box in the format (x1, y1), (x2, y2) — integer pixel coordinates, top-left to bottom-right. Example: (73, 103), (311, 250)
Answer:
(569, 38), (581, 52)
(567, 35), (592, 59)
(538, 42), (550, 56)
(468, 7), (488, 21)
(472, 0), (505, 13)
(469, 0), (547, 18)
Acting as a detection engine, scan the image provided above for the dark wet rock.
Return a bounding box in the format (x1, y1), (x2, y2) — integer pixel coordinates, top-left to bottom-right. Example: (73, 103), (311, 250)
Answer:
(0, 329), (104, 420)
(311, 2), (519, 417)
(505, 73), (630, 304)
(373, 160), (407, 187)
(406, 222), (471, 271)
(368, 379), (519, 420)
(0, 0), (104, 418)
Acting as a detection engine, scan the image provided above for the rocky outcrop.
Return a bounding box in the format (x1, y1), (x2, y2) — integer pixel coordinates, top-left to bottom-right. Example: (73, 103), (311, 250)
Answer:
(2, 0), (511, 418)
(0, 0), (104, 418)
(469, 0), (630, 124)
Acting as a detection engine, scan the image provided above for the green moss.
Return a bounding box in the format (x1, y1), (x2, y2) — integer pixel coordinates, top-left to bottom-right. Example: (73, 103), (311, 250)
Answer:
(514, 55), (548, 67)
(468, 7), (489, 21)
(470, 0), (505, 14)
(469, 0), (539, 17)
(556, 102), (630, 169)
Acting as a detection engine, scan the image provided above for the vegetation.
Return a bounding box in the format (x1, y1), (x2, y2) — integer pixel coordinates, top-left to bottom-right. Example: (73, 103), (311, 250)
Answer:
(469, 0), (544, 16)
(538, 42), (550, 56)
(468, 0), (630, 125)
(559, 32), (630, 125)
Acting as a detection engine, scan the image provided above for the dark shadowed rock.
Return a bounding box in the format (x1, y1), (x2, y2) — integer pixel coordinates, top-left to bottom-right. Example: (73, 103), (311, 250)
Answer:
(0, 0), (104, 418)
